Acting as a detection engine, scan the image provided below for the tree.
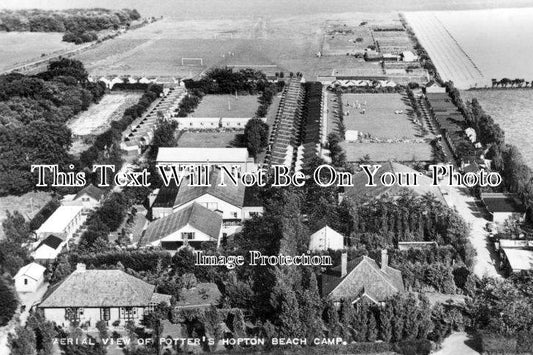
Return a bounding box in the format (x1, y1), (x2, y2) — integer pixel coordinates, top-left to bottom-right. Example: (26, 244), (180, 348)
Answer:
(9, 326), (36, 355)
(0, 277), (18, 326)
(379, 304), (393, 342)
(2, 210), (30, 243)
(244, 118), (269, 157)
(27, 310), (56, 355)
(152, 119), (177, 147)
(96, 320), (109, 342)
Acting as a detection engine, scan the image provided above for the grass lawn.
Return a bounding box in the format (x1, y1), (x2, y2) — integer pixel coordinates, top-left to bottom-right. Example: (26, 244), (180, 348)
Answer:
(190, 95), (259, 118)
(178, 131), (243, 148)
(341, 142), (433, 162)
(0, 191), (53, 239)
(342, 93), (422, 140)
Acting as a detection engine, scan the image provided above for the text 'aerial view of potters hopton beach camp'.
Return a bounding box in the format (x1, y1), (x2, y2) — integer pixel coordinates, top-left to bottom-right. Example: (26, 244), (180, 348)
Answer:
(2, 1), (533, 354)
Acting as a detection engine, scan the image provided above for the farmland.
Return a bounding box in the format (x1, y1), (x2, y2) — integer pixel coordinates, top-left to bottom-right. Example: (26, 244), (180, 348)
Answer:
(0, 32), (75, 72)
(190, 95), (259, 118)
(462, 89), (533, 168)
(341, 93), (423, 140)
(341, 142), (433, 162)
(178, 131), (242, 148)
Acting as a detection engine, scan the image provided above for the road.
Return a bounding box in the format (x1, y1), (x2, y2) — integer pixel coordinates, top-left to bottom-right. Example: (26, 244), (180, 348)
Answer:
(433, 332), (479, 355)
(441, 181), (502, 279)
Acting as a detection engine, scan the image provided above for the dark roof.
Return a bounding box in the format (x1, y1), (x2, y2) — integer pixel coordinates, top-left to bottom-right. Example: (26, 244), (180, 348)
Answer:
(140, 203), (222, 246)
(243, 187), (263, 207)
(74, 184), (105, 201)
(321, 255), (404, 303)
(40, 269), (162, 308)
(174, 283), (221, 309)
(37, 235), (63, 250)
(153, 187), (179, 208)
(481, 193), (526, 213)
(174, 168), (245, 208)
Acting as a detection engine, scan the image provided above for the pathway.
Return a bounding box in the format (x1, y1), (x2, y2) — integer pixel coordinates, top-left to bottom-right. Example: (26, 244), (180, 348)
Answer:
(441, 180), (502, 279)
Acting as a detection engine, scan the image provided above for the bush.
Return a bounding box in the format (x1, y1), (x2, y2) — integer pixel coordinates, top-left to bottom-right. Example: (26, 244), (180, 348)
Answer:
(0, 277), (18, 326)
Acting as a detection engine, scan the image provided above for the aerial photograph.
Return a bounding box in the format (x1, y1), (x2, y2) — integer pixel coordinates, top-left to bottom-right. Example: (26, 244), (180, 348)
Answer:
(1, 0), (533, 354)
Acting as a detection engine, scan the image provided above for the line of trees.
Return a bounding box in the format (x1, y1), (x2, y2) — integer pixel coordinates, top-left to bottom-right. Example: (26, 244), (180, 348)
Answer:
(0, 9), (140, 43)
(445, 82), (533, 221)
(79, 82), (162, 170)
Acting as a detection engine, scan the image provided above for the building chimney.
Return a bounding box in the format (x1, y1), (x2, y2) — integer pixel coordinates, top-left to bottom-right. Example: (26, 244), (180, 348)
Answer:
(76, 263), (86, 273)
(340, 252), (348, 278)
(381, 249), (388, 272)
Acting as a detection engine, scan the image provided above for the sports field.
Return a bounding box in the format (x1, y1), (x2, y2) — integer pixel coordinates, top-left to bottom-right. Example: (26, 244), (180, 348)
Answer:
(178, 131), (242, 148)
(342, 93), (422, 140)
(74, 12), (403, 79)
(341, 142), (433, 162)
(190, 95), (258, 118)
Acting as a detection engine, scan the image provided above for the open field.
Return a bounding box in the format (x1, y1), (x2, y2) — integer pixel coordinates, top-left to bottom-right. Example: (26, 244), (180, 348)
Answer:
(0, 191), (52, 239)
(462, 89), (533, 168)
(341, 142), (432, 162)
(74, 13), (404, 79)
(342, 93), (422, 139)
(178, 131), (242, 148)
(68, 92), (142, 135)
(191, 95), (259, 118)
(0, 32), (76, 72)
(404, 8), (533, 89)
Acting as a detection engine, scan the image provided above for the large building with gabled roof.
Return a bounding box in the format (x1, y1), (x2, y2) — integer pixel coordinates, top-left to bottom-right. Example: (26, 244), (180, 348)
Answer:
(173, 167), (263, 222)
(140, 202), (222, 250)
(39, 264), (171, 329)
(321, 250), (404, 305)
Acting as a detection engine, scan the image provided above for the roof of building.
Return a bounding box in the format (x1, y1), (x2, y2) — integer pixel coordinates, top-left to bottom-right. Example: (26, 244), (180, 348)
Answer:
(156, 147), (249, 163)
(243, 187), (263, 208)
(74, 184), (105, 201)
(140, 203), (222, 246)
(309, 226), (344, 245)
(345, 161), (445, 203)
(36, 235), (64, 250)
(152, 187), (180, 208)
(14, 262), (46, 281)
(174, 283), (221, 309)
(174, 168), (246, 209)
(502, 248), (533, 271)
(481, 193), (526, 213)
(321, 255), (404, 302)
(40, 268), (165, 308)
(36, 205), (83, 235)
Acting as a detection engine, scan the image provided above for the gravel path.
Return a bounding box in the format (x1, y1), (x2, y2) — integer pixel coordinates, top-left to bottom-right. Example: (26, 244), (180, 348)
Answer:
(441, 183), (502, 279)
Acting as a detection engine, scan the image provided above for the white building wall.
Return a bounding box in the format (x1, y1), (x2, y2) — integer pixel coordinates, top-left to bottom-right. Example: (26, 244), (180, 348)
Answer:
(154, 225), (216, 245)
(15, 274), (44, 293)
(309, 233), (344, 251)
(174, 194), (242, 220)
(43, 307), (146, 329)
